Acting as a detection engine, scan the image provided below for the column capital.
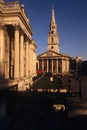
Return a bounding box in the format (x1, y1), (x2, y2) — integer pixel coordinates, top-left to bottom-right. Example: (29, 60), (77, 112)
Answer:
(20, 29), (24, 35)
(0, 24), (6, 30)
(25, 35), (29, 42)
(13, 24), (20, 30)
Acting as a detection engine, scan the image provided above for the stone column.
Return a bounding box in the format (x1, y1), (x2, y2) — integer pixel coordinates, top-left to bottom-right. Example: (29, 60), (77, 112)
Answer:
(28, 42), (31, 76)
(52, 59), (53, 73)
(62, 59), (65, 73)
(20, 30), (24, 78)
(14, 25), (20, 79)
(65, 60), (67, 72)
(0, 25), (5, 78)
(42, 60), (44, 70)
(47, 60), (49, 73)
(67, 60), (69, 72)
(25, 38), (29, 77)
(57, 59), (58, 73)
(38, 60), (39, 70)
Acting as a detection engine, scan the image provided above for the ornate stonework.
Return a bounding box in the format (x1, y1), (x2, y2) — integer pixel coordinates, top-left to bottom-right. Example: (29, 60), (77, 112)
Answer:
(0, 0), (37, 91)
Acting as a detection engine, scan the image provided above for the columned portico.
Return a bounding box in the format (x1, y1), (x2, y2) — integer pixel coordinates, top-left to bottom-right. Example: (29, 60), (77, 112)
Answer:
(0, 1), (37, 91)
(38, 53), (70, 74)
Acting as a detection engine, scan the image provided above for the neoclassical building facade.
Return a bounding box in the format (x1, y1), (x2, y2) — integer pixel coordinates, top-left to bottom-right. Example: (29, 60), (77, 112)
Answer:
(0, 0), (37, 90)
(37, 8), (70, 74)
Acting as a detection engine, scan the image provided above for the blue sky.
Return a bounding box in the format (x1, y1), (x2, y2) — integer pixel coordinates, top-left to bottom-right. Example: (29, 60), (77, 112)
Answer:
(6, 0), (87, 60)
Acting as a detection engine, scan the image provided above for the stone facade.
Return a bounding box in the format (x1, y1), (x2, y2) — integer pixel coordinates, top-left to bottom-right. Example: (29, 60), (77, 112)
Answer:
(0, 0), (37, 91)
(38, 50), (69, 74)
(37, 8), (70, 74)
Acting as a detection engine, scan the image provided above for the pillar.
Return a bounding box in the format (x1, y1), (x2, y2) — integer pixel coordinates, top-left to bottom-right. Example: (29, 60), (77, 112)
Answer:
(0, 25), (5, 78)
(47, 60), (48, 73)
(67, 59), (69, 72)
(52, 59), (53, 73)
(25, 39), (29, 77)
(42, 60), (44, 70)
(38, 61), (39, 70)
(14, 25), (20, 79)
(28, 42), (31, 76)
(20, 30), (24, 78)
(57, 59), (58, 73)
(62, 59), (65, 73)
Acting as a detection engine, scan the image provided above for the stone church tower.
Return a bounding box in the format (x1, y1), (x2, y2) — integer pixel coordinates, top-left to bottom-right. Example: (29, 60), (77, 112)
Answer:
(38, 7), (70, 74)
(47, 7), (60, 53)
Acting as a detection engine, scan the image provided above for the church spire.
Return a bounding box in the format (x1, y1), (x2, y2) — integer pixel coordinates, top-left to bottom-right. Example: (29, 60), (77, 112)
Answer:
(50, 7), (57, 33)
(47, 7), (60, 53)
(51, 6), (56, 24)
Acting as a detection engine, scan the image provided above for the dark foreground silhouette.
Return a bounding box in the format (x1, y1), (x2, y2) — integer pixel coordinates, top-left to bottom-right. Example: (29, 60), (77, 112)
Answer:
(3, 91), (87, 130)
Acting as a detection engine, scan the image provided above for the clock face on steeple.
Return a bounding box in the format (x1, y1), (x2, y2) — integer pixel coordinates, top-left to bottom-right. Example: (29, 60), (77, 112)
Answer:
(47, 7), (60, 53)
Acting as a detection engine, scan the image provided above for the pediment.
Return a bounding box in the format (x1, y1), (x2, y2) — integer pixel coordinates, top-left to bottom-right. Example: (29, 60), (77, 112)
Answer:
(38, 50), (67, 58)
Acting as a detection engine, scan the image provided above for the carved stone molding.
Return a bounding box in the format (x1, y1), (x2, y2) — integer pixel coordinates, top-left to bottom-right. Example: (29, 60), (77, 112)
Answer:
(13, 23), (20, 30)
(0, 24), (6, 30)
(20, 29), (24, 35)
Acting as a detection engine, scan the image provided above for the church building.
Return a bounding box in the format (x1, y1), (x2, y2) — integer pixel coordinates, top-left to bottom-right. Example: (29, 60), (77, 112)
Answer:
(37, 8), (70, 74)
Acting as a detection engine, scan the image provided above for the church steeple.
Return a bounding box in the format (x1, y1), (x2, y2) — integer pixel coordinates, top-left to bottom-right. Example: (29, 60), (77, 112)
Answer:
(52, 6), (55, 21)
(51, 6), (56, 32)
(47, 7), (60, 53)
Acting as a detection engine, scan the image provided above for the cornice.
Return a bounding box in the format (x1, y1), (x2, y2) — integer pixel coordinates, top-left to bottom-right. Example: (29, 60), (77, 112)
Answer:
(0, 1), (33, 36)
